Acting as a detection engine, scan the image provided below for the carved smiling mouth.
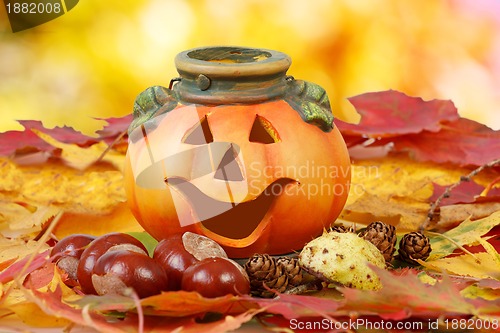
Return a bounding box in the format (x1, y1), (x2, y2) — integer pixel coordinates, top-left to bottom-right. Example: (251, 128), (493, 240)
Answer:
(166, 178), (296, 240)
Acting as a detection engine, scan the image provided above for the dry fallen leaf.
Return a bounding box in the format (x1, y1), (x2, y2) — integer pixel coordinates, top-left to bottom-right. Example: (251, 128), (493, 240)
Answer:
(340, 156), (500, 230)
(336, 90), (459, 138)
(0, 89), (499, 332)
(428, 211), (500, 260)
(32, 129), (125, 171)
(0, 155), (142, 240)
(421, 252), (500, 280)
(336, 90), (500, 167)
(338, 266), (498, 319)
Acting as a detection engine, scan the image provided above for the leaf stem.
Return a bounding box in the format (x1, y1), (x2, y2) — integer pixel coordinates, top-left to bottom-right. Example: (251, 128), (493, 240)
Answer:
(424, 231), (481, 263)
(421, 158), (500, 231)
(95, 129), (127, 163)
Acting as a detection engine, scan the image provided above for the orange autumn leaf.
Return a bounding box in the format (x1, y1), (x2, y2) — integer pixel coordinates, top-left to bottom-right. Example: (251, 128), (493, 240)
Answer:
(0, 257), (18, 272)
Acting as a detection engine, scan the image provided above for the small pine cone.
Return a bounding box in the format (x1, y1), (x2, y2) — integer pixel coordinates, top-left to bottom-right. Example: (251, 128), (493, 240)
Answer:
(329, 224), (353, 233)
(398, 232), (432, 264)
(359, 221), (396, 263)
(276, 257), (303, 287)
(245, 254), (288, 298)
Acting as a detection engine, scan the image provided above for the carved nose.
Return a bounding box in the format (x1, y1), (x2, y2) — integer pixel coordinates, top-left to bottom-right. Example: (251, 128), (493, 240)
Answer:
(214, 144), (244, 181)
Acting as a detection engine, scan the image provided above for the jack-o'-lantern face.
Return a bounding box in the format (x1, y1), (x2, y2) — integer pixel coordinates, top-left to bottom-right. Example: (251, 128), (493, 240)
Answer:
(125, 100), (350, 258)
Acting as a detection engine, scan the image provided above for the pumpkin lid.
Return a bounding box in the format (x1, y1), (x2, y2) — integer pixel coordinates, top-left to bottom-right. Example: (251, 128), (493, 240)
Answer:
(173, 46), (292, 104)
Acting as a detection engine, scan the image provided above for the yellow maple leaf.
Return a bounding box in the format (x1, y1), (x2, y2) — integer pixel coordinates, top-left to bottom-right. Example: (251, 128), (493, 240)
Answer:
(0, 202), (33, 234)
(419, 252), (500, 280)
(0, 159), (23, 192)
(53, 202), (143, 239)
(428, 211), (500, 260)
(8, 301), (71, 328)
(1, 205), (60, 239)
(340, 156), (500, 230)
(0, 239), (50, 266)
(0, 158), (128, 216)
(422, 228), (500, 280)
(0, 152), (142, 243)
(461, 285), (500, 301)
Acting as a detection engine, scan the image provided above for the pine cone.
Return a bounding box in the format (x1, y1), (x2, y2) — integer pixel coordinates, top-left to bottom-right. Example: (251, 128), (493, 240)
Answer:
(329, 224), (353, 233)
(359, 221), (396, 263)
(245, 254), (288, 298)
(398, 232), (432, 264)
(276, 256), (304, 287)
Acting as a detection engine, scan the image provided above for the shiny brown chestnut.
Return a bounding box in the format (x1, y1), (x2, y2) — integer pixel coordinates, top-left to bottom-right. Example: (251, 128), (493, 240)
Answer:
(77, 233), (148, 294)
(181, 257), (250, 298)
(153, 232), (227, 290)
(50, 234), (96, 285)
(152, 234), (196, 290)
(92, 250), (169, 298)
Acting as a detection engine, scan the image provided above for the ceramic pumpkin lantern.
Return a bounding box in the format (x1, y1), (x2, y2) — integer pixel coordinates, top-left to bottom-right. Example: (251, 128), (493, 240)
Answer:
(125, 47), (350, 258)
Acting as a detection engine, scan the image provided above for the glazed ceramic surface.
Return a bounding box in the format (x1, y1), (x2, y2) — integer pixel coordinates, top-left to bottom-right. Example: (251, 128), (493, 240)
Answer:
(125, 46), (350, 257)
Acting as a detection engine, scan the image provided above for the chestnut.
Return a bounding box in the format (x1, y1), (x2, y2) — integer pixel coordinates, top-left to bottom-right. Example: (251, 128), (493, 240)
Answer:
(77, 233), (148, 294)
(92, 250), (168, 299)
(50, 234), (96, 285)
(152, 234), (197, 290)
(153, 232), (227, 290)
(181, 257), (250, 298)
(180, 232), (228, 261)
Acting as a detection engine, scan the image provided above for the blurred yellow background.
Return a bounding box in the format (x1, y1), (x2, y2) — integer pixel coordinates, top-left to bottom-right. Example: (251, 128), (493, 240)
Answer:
(1, 0), (499, 136)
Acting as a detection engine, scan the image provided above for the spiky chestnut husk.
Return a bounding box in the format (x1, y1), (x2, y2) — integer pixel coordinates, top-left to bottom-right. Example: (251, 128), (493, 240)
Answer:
(299, 231), (385, 290)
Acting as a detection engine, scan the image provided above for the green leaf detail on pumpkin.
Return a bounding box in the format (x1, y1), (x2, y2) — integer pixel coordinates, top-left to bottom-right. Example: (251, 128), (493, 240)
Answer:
(129, 86), (178, 134)
(284, 79), (334, 132)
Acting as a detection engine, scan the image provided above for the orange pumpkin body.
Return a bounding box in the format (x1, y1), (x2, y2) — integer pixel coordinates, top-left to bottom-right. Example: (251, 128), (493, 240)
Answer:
(125, 47), (350, 257)
(125, 100), (350, 257)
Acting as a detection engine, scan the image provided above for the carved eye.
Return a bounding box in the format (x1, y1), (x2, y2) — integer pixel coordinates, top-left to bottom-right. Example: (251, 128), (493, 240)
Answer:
(214, 144), (244, 181)
(183, 116), (214, 144)
(249, 115), (280, 144)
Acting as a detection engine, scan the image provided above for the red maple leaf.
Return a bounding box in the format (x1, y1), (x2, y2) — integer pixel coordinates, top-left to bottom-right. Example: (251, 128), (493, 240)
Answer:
(335, 90), (459, 137)
(0, 250), (49, 284)
(336, 90), (500, 166)
(429, 180), (485, 206)
(95, 115), (132, 144)
(0, 120), (94, 156)
(478, 278), (500, 290)
(391, 118), (500, 166)
(0, 116), (132, 157)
